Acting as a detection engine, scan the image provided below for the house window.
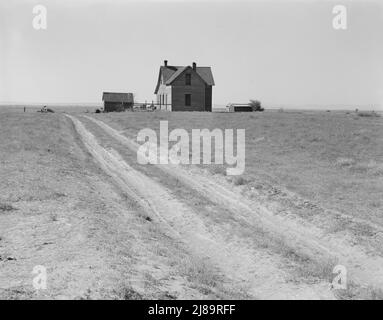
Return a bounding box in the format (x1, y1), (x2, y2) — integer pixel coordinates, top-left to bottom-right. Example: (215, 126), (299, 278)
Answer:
(185, 94), (191, 106)
(185, 73), (191, 86)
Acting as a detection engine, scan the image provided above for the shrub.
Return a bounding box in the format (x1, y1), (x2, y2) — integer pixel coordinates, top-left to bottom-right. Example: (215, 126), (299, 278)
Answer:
(120, 287), (143, 300)
(357, 111), (381, 118)
(336, 157), (355, 167)
(0, 203), (17, 212)
(249, 100), (264, 112)
(211, 166), (227, 176)
(233, 176), (247, 186)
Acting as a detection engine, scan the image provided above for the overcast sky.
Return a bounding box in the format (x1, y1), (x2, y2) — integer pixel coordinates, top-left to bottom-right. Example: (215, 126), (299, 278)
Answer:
(1, 0), (382, 109)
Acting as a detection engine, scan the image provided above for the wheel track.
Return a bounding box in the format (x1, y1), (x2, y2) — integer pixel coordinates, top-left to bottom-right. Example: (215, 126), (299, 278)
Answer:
(83, 115), (383, 293)
(67, 114), (334, 299)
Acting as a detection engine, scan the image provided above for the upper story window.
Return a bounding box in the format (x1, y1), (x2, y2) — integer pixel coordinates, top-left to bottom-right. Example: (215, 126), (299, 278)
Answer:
(185, 73), (191, 86)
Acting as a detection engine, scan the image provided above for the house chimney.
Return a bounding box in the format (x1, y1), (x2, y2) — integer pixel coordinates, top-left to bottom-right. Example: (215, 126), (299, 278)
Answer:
(164, 60), (168, 67)
(192, 62), (196, 70)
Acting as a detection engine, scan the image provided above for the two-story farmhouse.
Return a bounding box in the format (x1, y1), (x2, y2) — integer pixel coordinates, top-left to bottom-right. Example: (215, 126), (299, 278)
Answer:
(154, 60), (215, 111)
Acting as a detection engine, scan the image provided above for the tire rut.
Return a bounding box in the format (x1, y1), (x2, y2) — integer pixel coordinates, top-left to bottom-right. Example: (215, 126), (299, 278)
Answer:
(82, 115), (383, 293)
(67, 114), (334, 299)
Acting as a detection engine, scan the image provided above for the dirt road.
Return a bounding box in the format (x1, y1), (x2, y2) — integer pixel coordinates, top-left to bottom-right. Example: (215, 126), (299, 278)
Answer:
(65, 115), (336, 299)
(65, 114), (383, 300)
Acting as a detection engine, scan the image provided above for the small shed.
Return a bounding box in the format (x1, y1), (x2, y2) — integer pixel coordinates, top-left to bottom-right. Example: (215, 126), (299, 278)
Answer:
(226, 103), (253, 112)
(102, 92), (134, 112)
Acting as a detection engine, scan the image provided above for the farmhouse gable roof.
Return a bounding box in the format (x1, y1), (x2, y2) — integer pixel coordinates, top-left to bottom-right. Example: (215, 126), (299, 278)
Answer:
(154, 62), (215, 94)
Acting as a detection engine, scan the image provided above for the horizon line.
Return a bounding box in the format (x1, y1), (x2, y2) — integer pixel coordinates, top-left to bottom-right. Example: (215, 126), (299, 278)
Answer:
(0, 102), (382, 111)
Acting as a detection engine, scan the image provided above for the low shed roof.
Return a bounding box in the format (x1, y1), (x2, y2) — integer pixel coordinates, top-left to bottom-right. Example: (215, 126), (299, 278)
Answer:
(102, 92), (134, 103)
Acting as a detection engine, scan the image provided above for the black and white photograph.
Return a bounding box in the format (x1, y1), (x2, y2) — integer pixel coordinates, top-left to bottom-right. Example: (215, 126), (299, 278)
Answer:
(0, 0), (382, 307)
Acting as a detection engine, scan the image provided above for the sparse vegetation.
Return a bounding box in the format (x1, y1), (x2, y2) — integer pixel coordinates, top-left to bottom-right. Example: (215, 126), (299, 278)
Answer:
(335, 282), (383, 300)
(0, 203), (17, 212)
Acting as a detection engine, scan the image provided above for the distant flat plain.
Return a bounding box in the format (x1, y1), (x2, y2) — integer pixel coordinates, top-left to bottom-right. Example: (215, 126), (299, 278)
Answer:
(1, 106), (382, 299)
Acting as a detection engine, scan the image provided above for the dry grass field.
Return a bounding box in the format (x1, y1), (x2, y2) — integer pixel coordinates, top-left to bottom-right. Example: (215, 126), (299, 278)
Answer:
(1, 106), (382, 299)
(99, 110), (383, 225)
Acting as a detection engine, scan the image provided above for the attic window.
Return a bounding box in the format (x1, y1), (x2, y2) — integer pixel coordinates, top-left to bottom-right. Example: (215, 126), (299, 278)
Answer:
(185, 73), (191, 86)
